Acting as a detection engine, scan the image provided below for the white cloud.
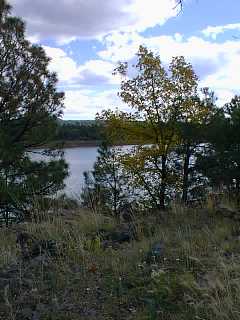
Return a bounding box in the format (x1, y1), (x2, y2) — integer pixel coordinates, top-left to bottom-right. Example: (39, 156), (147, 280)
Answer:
(201, 52), (240, 104)
(64, 89), (125, 119)
(45, 31), (240, 118)
(123, 0), (177, 32)
(98, 32), (240, 105)
(43, 47), (79, 82)
(26, 35), (40, 44)
(78, 60), (121, 85)
(10, 0), (177, 43)
(99, 33), (229, 64)
(43, 46), (123, 118)
(9, 0), (240, 119)
(202, 23), (240, 40)
(43, 46), (119, 86)
(98, 31), (143, 62)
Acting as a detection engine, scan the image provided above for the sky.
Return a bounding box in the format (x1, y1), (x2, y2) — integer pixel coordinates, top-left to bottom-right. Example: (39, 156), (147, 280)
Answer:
(9, 0), (240, 119)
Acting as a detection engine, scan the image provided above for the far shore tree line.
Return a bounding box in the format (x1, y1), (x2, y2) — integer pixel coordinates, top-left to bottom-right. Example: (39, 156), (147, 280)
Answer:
(56, 121), (102, 142)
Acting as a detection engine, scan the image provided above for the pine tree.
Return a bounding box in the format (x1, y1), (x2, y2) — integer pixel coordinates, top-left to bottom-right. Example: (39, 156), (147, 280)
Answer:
(82, 143), (129, 217)
(0, 1), (68, 223)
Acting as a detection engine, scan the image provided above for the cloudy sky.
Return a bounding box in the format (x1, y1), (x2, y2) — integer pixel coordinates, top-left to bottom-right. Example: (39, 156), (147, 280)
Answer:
(9, 0), (240, 119)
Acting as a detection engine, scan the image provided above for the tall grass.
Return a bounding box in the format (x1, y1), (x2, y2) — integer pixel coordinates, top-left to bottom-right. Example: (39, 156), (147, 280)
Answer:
(1, 197), (240, 319)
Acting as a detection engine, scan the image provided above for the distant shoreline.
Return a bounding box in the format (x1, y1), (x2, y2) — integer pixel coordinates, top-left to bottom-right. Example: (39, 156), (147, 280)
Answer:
(60, 140), (138, 148)
(61, 140), (102, 148)
(30, 140), (102, 150)
(34, 140), (138, 149)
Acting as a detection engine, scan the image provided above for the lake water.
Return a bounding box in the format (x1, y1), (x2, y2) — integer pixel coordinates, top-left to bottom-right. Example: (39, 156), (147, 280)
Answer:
(31, 145), (134, 199)
(63, 147), (98, 198)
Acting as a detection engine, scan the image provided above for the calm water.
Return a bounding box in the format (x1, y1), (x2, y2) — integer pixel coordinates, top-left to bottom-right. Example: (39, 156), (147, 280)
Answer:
(32, 145), (133, 198)
(63, 147), (98, 198)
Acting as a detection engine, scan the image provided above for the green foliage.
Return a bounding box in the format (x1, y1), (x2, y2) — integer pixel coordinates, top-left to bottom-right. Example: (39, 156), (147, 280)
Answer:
(99, 46), (217, 209)
(0, 0), (68, 222)
(84, 236), (102, 253)
(145, 271), (193, 314)
(56, 121), (103, 142)
(82, 142), (130, 217)
(196, 96), (240, 199)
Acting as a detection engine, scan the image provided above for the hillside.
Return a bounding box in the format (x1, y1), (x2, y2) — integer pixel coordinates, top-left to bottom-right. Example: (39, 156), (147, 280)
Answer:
(55, 120), (103, 147)
(1, 199), (240, 320)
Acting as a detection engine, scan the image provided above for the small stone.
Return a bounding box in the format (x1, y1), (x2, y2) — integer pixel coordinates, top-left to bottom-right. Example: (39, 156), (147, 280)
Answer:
(21, 307), (33, 319)
(216, 205), (240, 219)
(103, 229), (132, 244)
(145, 241), (164, 263)
(32, 311), (40, 320)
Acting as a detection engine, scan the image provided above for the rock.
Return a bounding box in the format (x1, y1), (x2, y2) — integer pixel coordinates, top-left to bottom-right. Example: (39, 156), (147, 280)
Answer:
(83, 308), (97, 317)
(0, 277), (11, 287)
(35, 303), (46, 312)
(105, 228), (133, 244)
(18, 308), (40, 320)
(0, 267), (20, 288)
(21, 307), (33, 319)
(151, 242), (164, 256)
(145, 241), (164, 263)
(32, 311), (40, 320)
(216, 205), (240, 220)
(30, 239), (58, 258)
(186, 198), (204, 208)
(100, 227), (135, 250)
(112, 231), (131, 243)
(120, 203), (134, 222)
(16, 232), (34, 259)
(122, 211), (133, 222)
(16, 232), (59, 259)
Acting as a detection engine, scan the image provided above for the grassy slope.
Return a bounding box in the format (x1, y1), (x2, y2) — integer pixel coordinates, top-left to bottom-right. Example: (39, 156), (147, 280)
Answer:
(1, 203), (240, 320)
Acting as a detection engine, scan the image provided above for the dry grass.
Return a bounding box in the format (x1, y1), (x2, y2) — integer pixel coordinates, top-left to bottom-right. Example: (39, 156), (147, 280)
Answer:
(1, 200), (240, 319)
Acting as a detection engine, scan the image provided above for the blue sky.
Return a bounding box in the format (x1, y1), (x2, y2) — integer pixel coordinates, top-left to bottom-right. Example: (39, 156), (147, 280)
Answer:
(10, 0), (240, 119)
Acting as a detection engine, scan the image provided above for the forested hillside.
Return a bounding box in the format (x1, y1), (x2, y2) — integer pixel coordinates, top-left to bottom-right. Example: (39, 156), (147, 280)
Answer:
(56, 121), (102, 142)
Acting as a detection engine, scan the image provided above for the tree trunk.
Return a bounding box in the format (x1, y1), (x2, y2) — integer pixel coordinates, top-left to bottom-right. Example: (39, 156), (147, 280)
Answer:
(159, 155), (167, 210)
(236, 178), (240, 206)
(113, 188), (118, 218)
(236, 178), (240, 193)
(4, 209), (9, 227)
(182, 144), (191, 204)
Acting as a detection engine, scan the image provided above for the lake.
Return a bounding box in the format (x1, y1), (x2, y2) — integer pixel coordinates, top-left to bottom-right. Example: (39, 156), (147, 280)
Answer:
(63, 147), (99, 198)
(31, 145), (134, 199)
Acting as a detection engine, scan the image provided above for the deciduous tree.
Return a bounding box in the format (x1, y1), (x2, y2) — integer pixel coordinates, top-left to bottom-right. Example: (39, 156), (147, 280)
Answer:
(101, 46), (204, 209)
